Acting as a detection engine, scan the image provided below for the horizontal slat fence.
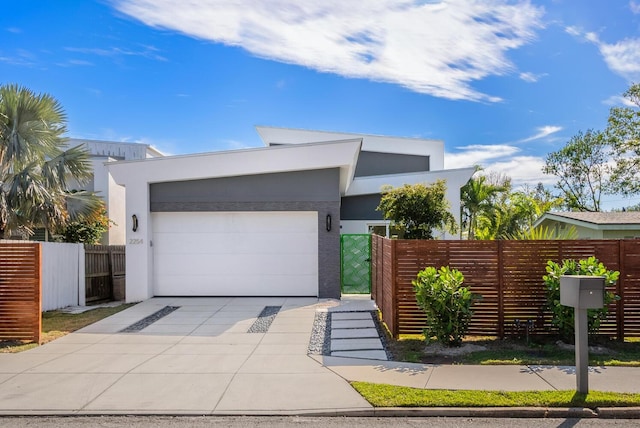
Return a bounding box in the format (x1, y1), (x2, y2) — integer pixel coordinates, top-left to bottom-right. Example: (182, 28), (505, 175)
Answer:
(0, 243), (41, 343)
(372, 236), (640, 339)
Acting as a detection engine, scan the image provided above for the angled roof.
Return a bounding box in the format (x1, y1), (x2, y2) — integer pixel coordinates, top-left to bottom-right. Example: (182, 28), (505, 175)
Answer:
(534, 211), (640, 230)
(107, 138), (362, 195)
(255, 125), (444, 169)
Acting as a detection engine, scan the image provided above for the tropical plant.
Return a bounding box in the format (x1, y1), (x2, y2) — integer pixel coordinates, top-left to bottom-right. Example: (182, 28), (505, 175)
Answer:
(0, 84), (102, 238)
(59, 204), (113, 244)
(460, 174), (508, 239)
(412, 266), (479, 347)
(377, 180), (457, 239)
(508, 224), (578, 240)
(543, 257), (619, 341)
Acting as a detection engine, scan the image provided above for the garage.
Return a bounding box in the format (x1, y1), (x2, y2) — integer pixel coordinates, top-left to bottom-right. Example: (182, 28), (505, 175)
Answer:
(152, 211), (318, 296)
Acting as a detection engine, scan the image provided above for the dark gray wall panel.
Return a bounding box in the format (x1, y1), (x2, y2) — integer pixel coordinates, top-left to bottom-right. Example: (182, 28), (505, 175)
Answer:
(340, 194), (384, 221)
(354, 151), (429, 177)
(150, 168), (340, 205)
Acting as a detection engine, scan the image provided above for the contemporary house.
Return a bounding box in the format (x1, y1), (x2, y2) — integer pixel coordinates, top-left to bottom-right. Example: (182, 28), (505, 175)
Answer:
(534, 211), (640, 239)
(26, 139), (163, 244)
(107, 127), (474, 301)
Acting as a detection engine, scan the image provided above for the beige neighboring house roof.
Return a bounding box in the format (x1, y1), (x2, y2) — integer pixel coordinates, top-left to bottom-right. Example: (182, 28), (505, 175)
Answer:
(534, 211), (640, 230)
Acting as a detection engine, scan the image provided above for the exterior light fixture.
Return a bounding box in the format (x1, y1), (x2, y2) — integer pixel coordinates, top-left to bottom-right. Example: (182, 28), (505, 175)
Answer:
(132, 214), (138, 232)
(326, 214), (332, 232)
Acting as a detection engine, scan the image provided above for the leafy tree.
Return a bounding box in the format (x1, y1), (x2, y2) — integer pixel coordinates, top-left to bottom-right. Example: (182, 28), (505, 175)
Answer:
(542, 129), (610, 212)
(607, 83), (640, 196)
(377, 180), (457, 239)
(0, 84), (101, 238)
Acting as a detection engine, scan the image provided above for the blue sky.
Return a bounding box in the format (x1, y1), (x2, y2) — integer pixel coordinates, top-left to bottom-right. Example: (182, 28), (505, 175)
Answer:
(1, 1), (639, 208)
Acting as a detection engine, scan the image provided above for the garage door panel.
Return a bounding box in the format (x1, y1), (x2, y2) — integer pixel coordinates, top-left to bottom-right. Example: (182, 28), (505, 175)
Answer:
(155, 274), (317, 296)
(152, 211), (319, 296)
(155, 254), (318, 276)
(153, 232), (317, 255)
(153, 212), (317, 233)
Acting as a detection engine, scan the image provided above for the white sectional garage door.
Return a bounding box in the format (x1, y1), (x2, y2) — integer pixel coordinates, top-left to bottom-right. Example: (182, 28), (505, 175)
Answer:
(152, 211), (318, 296)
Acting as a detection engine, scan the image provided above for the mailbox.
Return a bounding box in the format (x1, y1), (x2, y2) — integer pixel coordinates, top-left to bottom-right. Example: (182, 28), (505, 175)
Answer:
(560, 275), (605, 309)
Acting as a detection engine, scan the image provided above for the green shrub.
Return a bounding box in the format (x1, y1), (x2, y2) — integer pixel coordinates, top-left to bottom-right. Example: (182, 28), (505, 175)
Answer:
(543, 256), (620, 341)
(412, 266), (479, 347)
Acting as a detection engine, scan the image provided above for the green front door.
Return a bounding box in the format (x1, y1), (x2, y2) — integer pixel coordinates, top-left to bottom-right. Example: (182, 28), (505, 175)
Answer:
(340, 234), (372, 294)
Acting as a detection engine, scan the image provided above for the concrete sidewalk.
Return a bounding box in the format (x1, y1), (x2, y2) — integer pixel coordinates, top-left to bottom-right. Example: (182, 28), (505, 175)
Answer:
(315, 355), (640, 393)
(0, 296), (638, 416)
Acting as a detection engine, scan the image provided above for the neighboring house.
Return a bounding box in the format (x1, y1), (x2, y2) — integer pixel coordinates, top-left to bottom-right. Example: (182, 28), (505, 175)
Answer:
(29, 139), (163, 244)
(533, 211), (640, 239)
(67, 139), (163, 245)
(107, 127), (474, 301)
(256, 126), (474, 239)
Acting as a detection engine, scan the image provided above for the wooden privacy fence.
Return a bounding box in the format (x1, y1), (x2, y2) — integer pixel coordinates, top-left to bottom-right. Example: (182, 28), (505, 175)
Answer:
(0, 243), (41, 343)
(371, 236), (640, 339)
(84, 245), (125, 304)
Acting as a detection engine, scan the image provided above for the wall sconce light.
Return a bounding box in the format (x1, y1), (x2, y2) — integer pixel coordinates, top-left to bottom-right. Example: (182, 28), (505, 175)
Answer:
(326, 214), (332, 232)
(132, 214), (138, 232)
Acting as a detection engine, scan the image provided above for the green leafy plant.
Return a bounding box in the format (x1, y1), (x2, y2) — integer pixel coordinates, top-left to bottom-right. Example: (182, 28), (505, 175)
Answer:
(377, 180), (457, 239)
(543, 256), (620, 341)
(58, 205), (114, 244)
(412, 266), (479, 347)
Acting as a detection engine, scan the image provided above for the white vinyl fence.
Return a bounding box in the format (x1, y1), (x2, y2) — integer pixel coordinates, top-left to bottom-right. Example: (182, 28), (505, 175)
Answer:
(40, 242), (85, 311)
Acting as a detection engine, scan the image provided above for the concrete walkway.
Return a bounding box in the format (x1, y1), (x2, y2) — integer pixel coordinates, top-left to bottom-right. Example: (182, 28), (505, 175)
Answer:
(0, 296), (639, 416)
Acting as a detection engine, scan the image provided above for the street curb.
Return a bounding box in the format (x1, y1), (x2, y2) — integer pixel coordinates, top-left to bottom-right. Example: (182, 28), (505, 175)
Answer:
(1, 407), (640, 418)
(596, 407), (640, 419)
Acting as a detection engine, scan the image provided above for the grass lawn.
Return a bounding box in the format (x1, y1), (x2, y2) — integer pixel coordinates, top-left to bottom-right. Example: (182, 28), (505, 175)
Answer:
(0, 303), (136, 353)
(352, 382), (640, 408)
(387, 334), (640, 366)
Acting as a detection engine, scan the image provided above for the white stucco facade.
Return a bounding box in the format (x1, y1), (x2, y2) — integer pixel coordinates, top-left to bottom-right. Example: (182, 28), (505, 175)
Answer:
(107, 140), (361, 302)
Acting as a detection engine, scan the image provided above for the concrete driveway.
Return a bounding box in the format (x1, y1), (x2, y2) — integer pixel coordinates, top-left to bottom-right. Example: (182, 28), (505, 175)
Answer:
(0, 297), (371, 415)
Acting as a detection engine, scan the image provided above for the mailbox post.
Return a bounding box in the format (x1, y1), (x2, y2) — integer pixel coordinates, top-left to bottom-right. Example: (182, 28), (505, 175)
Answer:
(559, 275), (605, 394)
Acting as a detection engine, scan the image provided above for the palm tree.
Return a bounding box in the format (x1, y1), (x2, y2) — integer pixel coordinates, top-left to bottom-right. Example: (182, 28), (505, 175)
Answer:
(0, 84), (101, 239)
(460, 175), (508, 239)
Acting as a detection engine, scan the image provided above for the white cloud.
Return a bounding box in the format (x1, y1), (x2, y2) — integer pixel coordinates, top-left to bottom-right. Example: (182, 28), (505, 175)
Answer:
(603, 95), (637, 107)
(111, 0), (545, 102)
(566, 27), (640, 81)
(445, 143), (552, 187)
(484, 156), (554, 186)
(519, 71), (547, 83)
(631, 1), (640, 14)
(517, 125), (563, 143)
(597, 37), (640, 81)
(65, 45), (167, 61)
(444, 144), (518, 169)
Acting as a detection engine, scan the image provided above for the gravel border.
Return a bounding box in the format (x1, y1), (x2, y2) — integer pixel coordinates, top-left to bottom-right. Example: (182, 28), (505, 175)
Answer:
(119, 306), (180, 333)
(368, 310), (392, 360)
(308, 311), (331, 355)
(247, 306), (281, 333)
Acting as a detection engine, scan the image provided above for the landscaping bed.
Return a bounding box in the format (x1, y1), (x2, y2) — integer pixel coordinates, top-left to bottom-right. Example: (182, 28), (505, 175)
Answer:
(386, 334), (640, 366)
